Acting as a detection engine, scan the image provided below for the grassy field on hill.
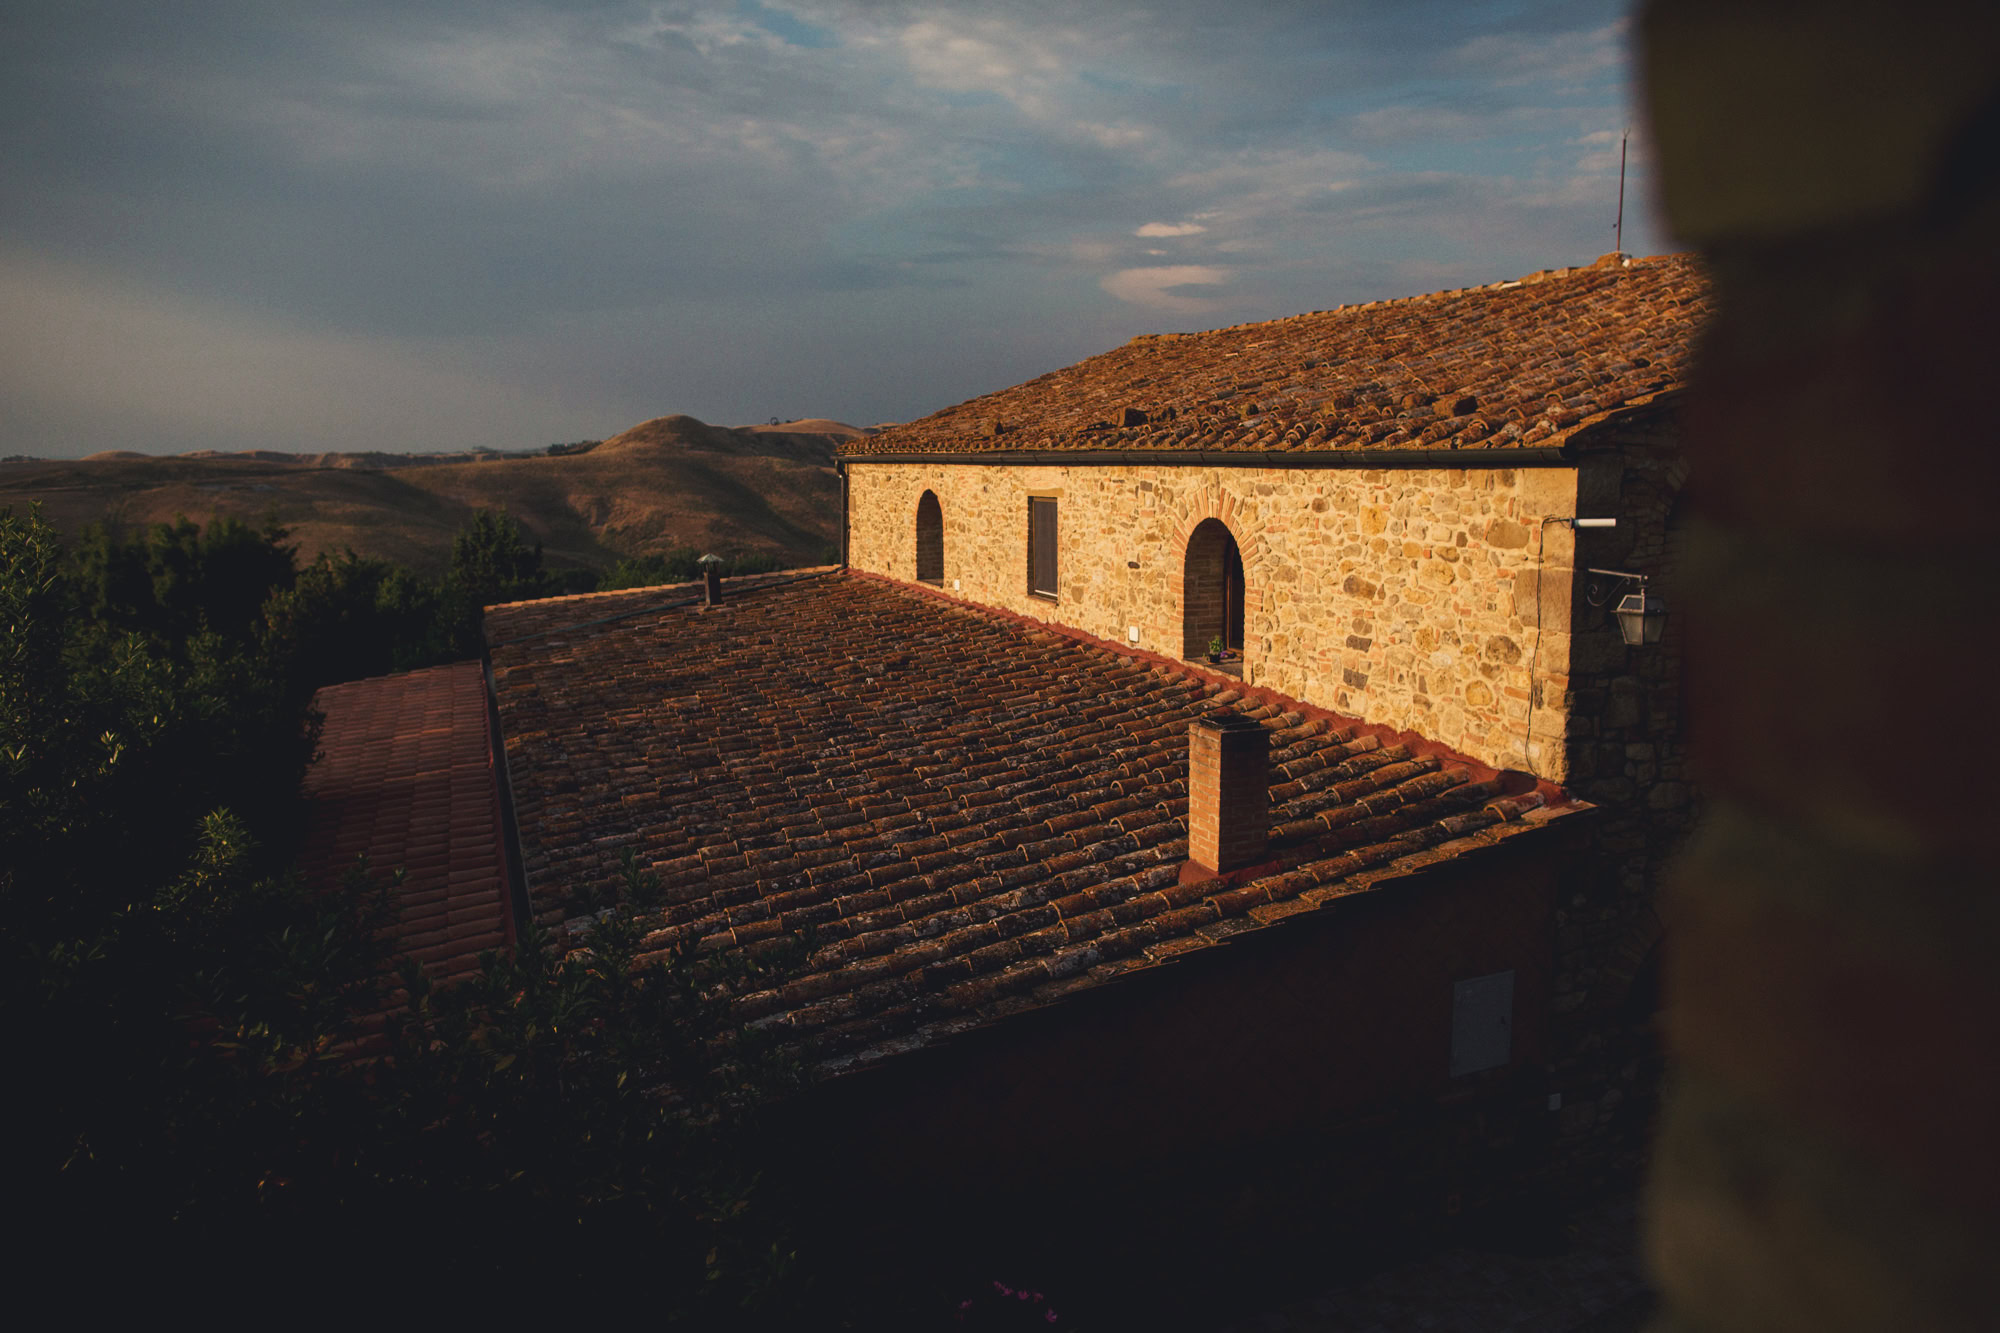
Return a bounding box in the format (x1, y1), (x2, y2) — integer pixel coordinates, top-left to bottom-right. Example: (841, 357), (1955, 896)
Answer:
(0, 414), (849, 577)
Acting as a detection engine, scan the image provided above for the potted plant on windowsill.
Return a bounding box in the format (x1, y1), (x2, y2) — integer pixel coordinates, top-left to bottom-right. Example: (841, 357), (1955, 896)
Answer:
(1207, 636), (1229, 664)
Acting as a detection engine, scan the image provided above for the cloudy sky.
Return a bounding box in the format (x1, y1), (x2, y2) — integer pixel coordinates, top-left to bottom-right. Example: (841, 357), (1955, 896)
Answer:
(1, 1), (1663, 458)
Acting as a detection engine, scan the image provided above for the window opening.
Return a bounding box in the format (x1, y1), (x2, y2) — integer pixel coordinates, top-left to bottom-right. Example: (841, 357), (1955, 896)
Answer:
(1182, 518), (1246, 665)
(1028, 497), (1058, 599)
(915, 490), (944, 584)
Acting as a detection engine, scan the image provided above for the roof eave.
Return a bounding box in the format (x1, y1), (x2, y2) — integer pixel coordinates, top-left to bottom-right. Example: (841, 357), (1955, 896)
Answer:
(812, 799), (1595, 1082)
(838, 445), (1579, 469)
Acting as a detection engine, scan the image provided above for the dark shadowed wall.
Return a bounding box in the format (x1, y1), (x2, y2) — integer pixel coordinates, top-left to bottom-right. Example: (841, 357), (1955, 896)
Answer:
(771, 824), (1575, 1314)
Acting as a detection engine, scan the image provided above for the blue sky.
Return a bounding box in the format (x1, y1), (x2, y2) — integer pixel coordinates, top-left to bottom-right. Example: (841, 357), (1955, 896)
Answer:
(0, 1), (1663, 457)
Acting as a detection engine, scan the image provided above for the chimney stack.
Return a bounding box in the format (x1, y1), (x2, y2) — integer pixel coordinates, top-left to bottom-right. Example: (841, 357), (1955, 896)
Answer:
(1187, 711), (1270, 874)
(699, 553), (724, 606)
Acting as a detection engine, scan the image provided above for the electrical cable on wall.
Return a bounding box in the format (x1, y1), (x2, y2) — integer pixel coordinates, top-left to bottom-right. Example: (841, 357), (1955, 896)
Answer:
(1522, 516), (1616, 776)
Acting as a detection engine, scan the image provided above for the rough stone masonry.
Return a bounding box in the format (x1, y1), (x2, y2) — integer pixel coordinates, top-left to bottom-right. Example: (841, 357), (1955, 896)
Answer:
(846, 460), (1586, 780)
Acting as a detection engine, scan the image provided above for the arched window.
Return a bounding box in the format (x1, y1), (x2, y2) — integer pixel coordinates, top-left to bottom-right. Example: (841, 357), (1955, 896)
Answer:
(1182, 518), (1245, 659)
(915, 490), (944, 584)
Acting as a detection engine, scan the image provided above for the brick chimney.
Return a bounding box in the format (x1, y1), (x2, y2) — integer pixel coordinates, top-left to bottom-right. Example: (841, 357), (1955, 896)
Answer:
(699, 553), (724, 606)
(1187, 711), (1270, 874)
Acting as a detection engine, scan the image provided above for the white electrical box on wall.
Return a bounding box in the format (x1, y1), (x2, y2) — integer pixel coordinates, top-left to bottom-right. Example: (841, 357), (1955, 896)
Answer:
(1450, 970), (1514, 1077)
(1128, 625), (1140, 643)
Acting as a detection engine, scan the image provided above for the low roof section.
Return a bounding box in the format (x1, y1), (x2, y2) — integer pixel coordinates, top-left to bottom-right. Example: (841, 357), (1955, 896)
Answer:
(842, 252), (1707, 458)
(299, 660), (518, 981)
(484, 571), (1580, 1075)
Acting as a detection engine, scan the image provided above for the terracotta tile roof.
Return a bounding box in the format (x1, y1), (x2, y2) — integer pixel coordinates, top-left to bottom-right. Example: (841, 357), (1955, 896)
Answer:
(841, 253), (1707, 457)
(485, 573), (1578, 1074)
(300, 661), (517, 980)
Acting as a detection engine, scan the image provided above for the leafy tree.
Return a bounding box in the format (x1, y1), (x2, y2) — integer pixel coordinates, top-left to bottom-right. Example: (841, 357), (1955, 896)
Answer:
(352, 906), (820, 1318)
(260, 549), (466, 693)
(449, 506), (560, 610)
(2, 505), (314, 927)
(262, 509), (591, 693)
(6, 503), (333, 1292)
(72, 513), (298, 645)
(6, 502), (828, 1321)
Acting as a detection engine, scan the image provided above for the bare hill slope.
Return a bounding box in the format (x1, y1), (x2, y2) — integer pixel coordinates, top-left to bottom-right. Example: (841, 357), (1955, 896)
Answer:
(739, 418), (864, 436)
(2, 415), (850, 576)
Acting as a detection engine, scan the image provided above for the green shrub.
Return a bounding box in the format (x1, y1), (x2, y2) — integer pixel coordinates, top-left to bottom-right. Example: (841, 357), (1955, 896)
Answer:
(600, 547), (789, 590)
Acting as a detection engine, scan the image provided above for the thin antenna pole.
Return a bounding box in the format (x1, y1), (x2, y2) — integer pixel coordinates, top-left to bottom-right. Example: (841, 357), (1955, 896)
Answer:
(1614, 129), (1628, 255)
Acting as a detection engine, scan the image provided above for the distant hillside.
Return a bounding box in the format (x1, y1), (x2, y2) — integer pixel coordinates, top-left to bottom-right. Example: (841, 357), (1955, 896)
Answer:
(1, 415), (859, 577)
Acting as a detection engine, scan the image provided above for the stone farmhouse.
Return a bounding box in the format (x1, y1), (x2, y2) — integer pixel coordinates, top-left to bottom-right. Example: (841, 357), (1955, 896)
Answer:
(302, 251), (1708, 1290)
(838, 250), (1708, 1171)
(841, 251), (1701, 796)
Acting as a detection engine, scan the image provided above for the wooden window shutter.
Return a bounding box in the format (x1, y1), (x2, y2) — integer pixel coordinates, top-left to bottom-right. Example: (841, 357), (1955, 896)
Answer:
(1029, 497), (1058, 597)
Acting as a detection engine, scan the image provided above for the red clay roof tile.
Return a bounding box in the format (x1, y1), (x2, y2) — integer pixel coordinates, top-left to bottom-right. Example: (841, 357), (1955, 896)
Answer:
(483, 572), (1581, 1075)
(300, 661), (517, 982)
(842, 254), (1705, 458)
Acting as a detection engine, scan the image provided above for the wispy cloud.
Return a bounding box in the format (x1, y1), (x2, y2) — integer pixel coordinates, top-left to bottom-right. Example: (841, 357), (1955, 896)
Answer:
(1346, 103), (1580, 145)
(1446, 19), (1628, 90)
(1100, 265), (1229, 313)
(0, 0), (1659, 455)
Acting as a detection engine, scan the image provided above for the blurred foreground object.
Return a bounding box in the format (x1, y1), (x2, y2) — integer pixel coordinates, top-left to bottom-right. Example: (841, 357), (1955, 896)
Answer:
(1639, 3), (2000, 1331)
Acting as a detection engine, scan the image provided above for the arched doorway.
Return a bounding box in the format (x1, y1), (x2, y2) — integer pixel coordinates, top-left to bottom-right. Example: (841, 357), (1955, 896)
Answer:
(1182, 518), (1245, 659)
(915, 490), (944, 584)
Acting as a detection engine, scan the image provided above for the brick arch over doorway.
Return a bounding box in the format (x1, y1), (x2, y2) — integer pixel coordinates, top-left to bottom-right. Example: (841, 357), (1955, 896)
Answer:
(915, 490), (943, 584)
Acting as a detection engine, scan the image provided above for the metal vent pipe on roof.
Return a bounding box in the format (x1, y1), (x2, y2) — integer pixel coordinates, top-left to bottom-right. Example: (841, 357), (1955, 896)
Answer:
(699, 553), (724, 606)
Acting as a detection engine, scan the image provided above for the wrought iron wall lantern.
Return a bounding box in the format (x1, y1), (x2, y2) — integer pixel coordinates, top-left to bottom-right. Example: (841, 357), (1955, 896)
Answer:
(1586, 567), (1667, 646)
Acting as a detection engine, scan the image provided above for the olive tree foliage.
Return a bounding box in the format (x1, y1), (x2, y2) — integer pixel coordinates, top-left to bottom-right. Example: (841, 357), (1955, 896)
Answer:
(5, 502), (333, 1270)
(259, 506), (573, 674)
(4, 504), (825, 1323)
(72, 513), (300, 644)
(261, 549), (464, 686)
(366, 904), (821, 1317)
(4, 506), (314, 922)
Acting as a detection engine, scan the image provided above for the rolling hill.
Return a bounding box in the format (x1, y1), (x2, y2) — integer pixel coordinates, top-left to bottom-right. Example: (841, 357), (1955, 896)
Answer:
(0, 415), (856, 576)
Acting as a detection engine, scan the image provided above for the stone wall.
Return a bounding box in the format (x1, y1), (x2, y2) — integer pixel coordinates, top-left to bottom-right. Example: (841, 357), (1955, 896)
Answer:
(1540, 405), (1694, 1182)
(845, 460), (1584, 780)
